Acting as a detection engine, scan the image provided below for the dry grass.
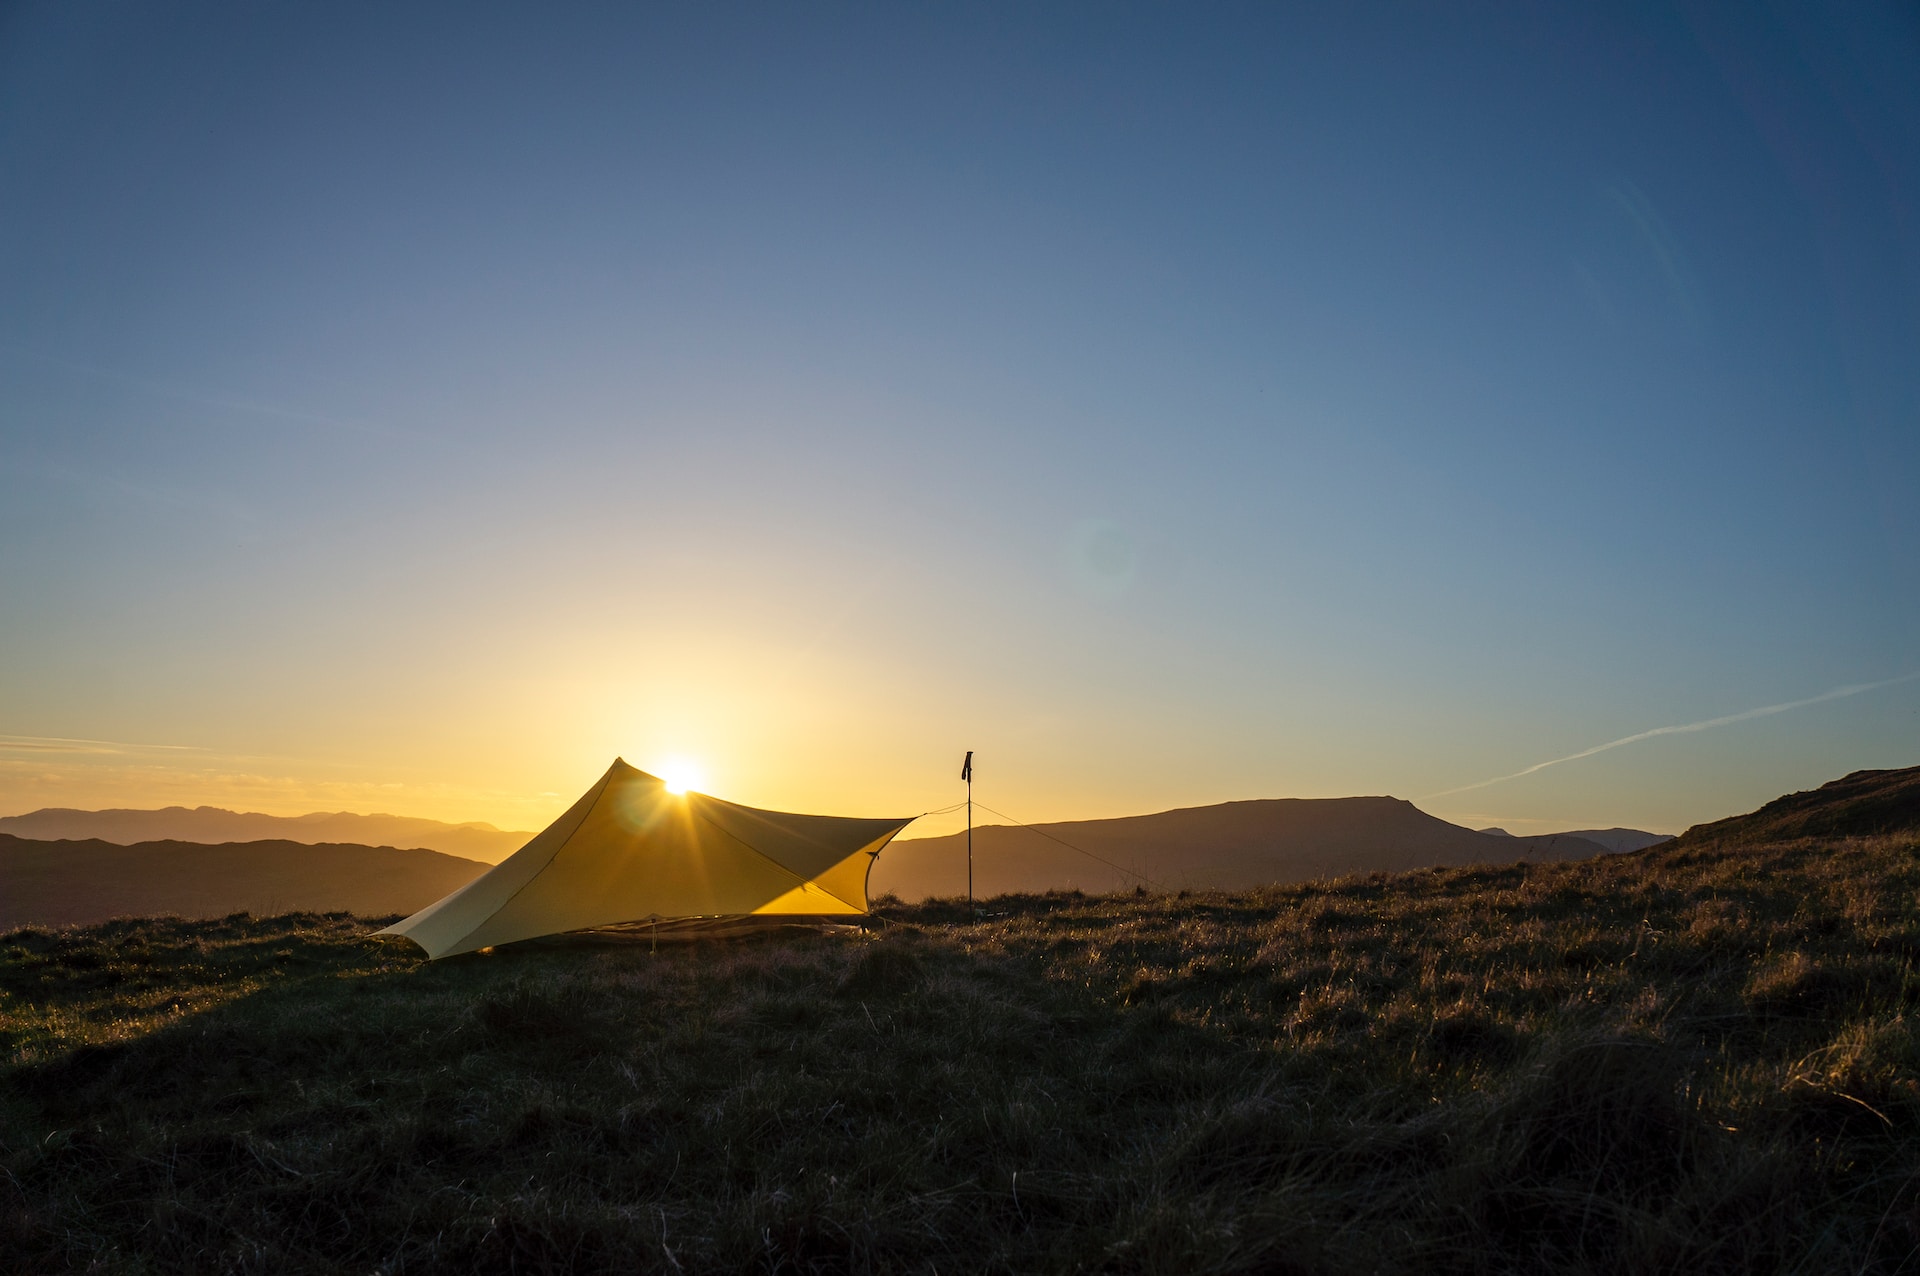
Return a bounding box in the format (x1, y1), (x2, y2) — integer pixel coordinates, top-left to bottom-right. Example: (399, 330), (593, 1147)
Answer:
(2, 834), (1919, 1273)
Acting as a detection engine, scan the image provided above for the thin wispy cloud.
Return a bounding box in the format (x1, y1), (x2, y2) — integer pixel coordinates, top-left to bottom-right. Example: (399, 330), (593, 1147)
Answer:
(0, 733), (207, 756)
(1424, 672), (1920, 800)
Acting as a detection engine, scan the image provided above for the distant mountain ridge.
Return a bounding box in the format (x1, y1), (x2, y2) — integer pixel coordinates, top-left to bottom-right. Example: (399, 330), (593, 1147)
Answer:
(3, 771), (1893, 930)
(1479, 826), (1670, 854)
(875, 796), (1616, 901)
(0, 835), (488, 930)
(1670, 765), (1920, 847)
(0, 806), (532, 863)
(1554, 828), (1671, 854)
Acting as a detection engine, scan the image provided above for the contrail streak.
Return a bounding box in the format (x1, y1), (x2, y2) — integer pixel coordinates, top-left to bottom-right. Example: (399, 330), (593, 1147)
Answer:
(0, 733), (206, 755)
(1423, 671), (1920, 800)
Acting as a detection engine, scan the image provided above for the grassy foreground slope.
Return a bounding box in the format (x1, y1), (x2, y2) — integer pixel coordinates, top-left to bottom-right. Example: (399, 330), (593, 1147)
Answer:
(3, 836), (1919, 1273)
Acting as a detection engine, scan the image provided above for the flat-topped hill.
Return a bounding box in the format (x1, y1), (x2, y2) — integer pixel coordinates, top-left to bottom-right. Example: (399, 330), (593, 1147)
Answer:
(876, 794), (1613, 898)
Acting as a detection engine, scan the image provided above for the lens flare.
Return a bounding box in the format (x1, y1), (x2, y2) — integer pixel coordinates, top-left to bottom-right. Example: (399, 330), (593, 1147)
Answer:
(657, 757), (704, 795)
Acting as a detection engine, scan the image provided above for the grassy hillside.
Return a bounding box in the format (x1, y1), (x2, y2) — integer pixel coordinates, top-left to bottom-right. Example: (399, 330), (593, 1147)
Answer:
(4, 833), (1918, 1273)
(0, 836), (487, 929)
(876, 796), (1610, 899)
(1671, 764), (1920, 847)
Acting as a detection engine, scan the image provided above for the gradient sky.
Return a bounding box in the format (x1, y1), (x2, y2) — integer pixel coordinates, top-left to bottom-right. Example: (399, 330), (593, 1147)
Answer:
(3, 2), (1916, 840)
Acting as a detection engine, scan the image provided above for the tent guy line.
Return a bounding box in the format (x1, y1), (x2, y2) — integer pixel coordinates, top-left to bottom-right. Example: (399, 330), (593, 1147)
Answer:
(375, 756), (1172, 959)
(1422, 671), (1920, 800)
(969, 798), (1166, 891)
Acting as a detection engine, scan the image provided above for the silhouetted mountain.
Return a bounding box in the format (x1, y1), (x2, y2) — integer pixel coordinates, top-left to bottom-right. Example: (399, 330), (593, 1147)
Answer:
(0, 836), (488, 929)
(873, 797), (1610, 901)
(0, 807), (530, 863)
(1669, 765), (1920, 848)
(1554, 828), (1671, 854)
(1480, 826), (1666, 851)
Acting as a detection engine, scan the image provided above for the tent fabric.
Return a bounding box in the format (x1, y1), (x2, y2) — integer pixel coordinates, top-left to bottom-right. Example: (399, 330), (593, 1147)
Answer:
(377, 759), (916, 959)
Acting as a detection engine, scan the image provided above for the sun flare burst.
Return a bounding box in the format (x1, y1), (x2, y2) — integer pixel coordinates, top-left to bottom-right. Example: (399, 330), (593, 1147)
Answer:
(657, 757), (704, 795)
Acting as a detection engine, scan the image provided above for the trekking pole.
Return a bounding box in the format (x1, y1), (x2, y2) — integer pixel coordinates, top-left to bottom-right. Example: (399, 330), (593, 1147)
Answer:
(961, 750), (974, 915)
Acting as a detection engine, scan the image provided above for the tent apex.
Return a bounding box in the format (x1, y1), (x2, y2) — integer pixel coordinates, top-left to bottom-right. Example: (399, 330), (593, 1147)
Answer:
(608, 757), (664, 784)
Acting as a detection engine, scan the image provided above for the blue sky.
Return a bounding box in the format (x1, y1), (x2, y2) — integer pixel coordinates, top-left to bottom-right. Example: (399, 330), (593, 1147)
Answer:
(2, 2), (1916, 836)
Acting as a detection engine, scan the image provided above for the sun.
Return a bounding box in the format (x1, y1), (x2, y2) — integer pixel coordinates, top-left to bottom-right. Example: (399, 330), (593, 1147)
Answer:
(657, 757), (705, 795)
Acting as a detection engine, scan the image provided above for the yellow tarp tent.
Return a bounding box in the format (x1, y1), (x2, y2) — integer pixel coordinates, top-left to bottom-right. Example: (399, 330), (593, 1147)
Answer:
(378, 759), (916, 959)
